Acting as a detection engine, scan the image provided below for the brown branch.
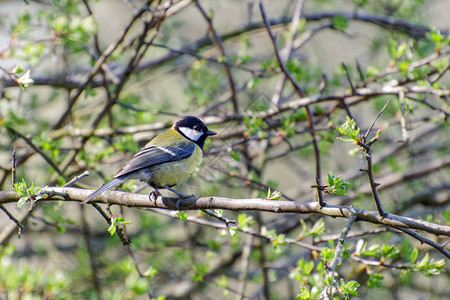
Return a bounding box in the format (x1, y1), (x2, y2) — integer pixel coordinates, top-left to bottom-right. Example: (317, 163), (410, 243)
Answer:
(350, 255), (410, 270)
(255, 212), (271, 299)
(52, 2), (150, 129)
(342, 62), (356, 95)
(259, 0), (324, 207)
(359, 140), (386, 217)
(358, 156), (450, 194)
(80, 205), (104, 300)
(6, 127), (68, 180)
(0, 204), (24, 231)
(49, 2), (172, 184)
(321, 211), (357, 299)
(47, 82), (448, 140)
(2, 188), (449, 238)
(270, 0), (305, 108)
(195, 0), (239, 114)
(11, 147), (16, 187)
(393, 226), (450, 259)
(2, 12), (447, 94)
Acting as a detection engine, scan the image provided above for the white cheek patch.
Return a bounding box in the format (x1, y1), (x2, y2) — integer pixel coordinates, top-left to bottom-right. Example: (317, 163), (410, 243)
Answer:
(179, 127), (203, 141)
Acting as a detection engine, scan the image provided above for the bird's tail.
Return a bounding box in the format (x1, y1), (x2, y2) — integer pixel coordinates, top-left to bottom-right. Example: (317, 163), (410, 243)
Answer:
(81, 178), (124, 204)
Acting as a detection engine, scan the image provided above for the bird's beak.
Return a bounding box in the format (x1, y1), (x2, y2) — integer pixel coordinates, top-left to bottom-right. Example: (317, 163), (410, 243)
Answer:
(207, 130), (217, 136)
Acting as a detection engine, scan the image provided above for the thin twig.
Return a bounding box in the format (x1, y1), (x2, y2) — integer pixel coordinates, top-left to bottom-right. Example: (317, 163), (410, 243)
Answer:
(6, 127), (67, 180)
(342, 62), (356, 95)
(120, 205), (154, 299)
(270, 0), (305, 107)
(52, 2), (150, 129)
(363, 99), (390, 140)
(255, 212), (271, 300)
(360, 150), (386, 216)
(11, 147), (16, 187)
(201, 209), (235, 225)
(80, 205), (104, 300)
(321, 210), (357, 299)
(238, 234), (253, 300)
(0, 204), (25, 231)
(195, 0), (239, 114)
(355, 59), (365, 84)
(91, 203), (131, 246)
(63, 171), (90, 187)
(393, 226), (450, 259)
(50, 1), (166, 184)
(259, 0), (324, 206)
(359, 99), (391, 216)
(398, 91), (409, 142)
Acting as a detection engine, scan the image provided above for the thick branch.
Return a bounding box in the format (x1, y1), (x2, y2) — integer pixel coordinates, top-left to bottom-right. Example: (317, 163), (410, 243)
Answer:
(1, 188), (449, 238)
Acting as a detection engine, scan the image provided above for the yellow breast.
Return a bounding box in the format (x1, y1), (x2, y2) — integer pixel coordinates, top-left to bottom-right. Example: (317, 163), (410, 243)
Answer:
(149, 144), (202, 188)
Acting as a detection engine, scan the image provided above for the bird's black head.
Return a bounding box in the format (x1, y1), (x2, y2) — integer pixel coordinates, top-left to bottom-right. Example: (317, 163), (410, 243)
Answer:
(174, 116), (216, 149)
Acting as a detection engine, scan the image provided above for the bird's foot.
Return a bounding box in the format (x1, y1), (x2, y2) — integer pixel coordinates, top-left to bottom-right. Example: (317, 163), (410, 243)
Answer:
(149, 189), (161, 203)
(163, 186), (195, 199)
(163, 186), (195, 210)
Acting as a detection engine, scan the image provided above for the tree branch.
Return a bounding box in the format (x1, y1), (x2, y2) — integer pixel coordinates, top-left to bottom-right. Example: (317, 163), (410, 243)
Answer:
(1, 188), (449, 239)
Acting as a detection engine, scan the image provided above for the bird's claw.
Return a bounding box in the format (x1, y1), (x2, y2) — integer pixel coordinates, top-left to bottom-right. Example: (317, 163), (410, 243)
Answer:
(149, 189), (161, 203)
(162, 186), (195, 209)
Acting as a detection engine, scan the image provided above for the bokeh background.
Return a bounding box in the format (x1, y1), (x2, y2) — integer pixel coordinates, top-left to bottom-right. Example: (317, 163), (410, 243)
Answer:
(1, 0), (449, 299)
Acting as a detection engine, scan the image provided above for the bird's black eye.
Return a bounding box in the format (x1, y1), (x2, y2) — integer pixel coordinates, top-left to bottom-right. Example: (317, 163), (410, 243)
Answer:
(194, 125), (201, 131)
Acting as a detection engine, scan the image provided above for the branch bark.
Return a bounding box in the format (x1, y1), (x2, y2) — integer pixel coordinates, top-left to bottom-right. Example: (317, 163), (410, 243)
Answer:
(2, 188), (449, 239)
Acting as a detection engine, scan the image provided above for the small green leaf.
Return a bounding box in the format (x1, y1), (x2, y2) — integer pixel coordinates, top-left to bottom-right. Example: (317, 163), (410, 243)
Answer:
(265, 188), (282, 200)
(247, 77), (261, 89)
(443, 210), (450, 225)
(427, 27), (450, 51)
(321, 247), (334, 261)
(381, 244), (399, 259)
(230, 151), (240, 161)
(17, 197), (28, 208)
(193, 262), (209, 281)
(228, 227), (238, 236)
(360, 244), (379, 257)
(12, 65), (24, 74)
(178, 211), (188, 222)
(340, 279), (359, 296)
(296, 286), (310, 300)
(354, 239), (364, 255)
(14, 179), (28, 195)
(324, 273), (334, 285)
(237, 213), (254, 231)
(216, 274), (228, 290)
(326, 171), (349, 196)
(310, 218), (325, 237)
(414, 253), (445, 276)
(107, 217), (117, 236)
(115, 217), (132, 225)
(332, 15), (348, 29)
(410, 248), (419, 264)
(336, 116), (360, 142)
(144, 266), (158, 279)
(367, 272), (384, 288)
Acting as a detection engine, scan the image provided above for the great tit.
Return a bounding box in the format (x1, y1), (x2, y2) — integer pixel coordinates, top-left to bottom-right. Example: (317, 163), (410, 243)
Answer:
(81, 116), (216, 204)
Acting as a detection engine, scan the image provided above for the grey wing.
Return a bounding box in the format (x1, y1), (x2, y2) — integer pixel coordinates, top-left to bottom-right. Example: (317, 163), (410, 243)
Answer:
(114, 142), (195, 178)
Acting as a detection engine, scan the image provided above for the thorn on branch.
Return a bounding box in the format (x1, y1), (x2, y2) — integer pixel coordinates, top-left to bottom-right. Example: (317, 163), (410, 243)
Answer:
(313, 176), (327, 207)
(363, 99), (390, 140)
(342, 62), (356, 95)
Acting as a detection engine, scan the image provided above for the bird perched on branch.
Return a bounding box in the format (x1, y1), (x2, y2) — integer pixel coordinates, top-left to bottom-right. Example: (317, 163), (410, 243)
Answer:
(81, 116), (216, 204)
